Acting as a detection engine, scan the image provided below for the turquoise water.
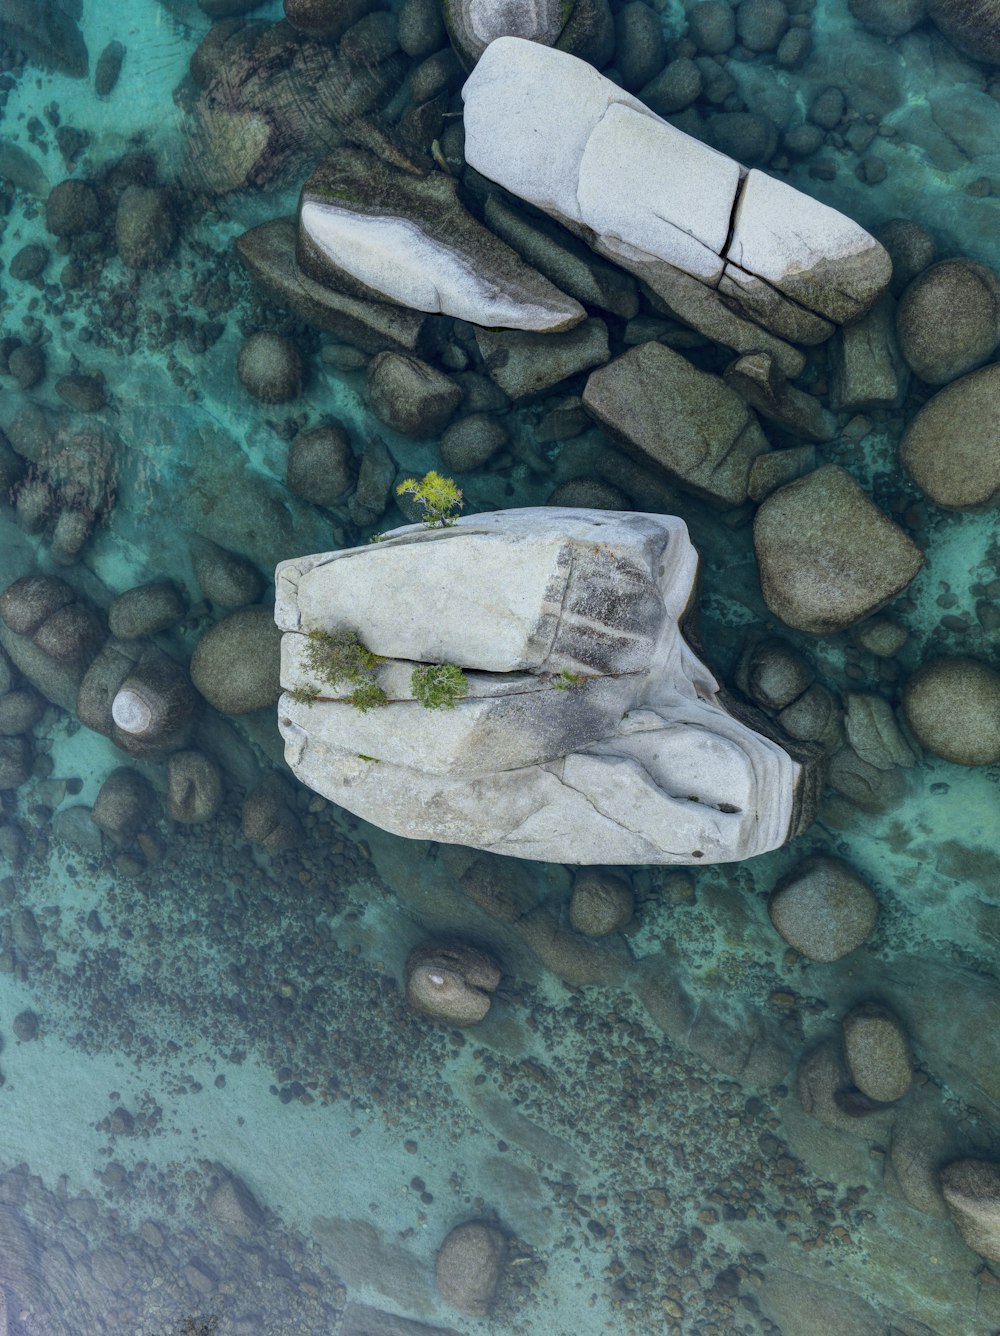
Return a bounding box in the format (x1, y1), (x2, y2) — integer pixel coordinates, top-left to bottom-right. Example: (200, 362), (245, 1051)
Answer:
(1, 1), (1000, 1333)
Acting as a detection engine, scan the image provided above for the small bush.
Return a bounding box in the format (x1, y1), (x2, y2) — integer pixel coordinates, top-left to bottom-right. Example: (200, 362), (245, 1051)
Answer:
(396, 471), (464, 528)
(411, 662), (468, 710)
(303, 627), (380, 685)
(346, 681), (389, 713)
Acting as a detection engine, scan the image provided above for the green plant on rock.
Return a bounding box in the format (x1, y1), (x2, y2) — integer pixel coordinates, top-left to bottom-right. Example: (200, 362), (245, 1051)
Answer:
(396, 471), (464, 528)
(299, 627), (387, 712)
(411, 662), (468, 710)
(550, 670), (586, 691)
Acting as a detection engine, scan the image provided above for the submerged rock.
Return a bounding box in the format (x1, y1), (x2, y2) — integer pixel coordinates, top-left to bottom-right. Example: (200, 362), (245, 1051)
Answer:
(753, 467), (924, 634)
(276, 509), (818, 864)
(435, 1221), (507, 1316)
(367, 352), (461, 437)
(237, 332), (304, 404)
(768, 856), (878, 962)
(842, 1002), (913, 1104)
(462, 37), (889, 324)
(940, 1160), (1000, 1264)
(583, 342), (769, 507)
(191, 608), (282, 716)
(900, 363), (1000, 510)
(902, 657), (1000, 766)
(896, 259), (1000, 385)
(297, 149), (584, 332)
(928, 0), (1000, 64)
(569, 868), (634, 936)
(405, 942), (501, 1024)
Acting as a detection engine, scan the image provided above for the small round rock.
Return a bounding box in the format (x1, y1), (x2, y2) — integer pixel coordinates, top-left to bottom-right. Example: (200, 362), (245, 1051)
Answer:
(435, 1220), (507, 1317)
(768, 856), (878, 962)
(405, 943), (501, 1026)
(237, 332), (304, 404)
(896, 259), (1000, 386)
(570, 869), (634, 937)
(842, 1002), (913, 1103)
(902, 657), (1000, 766)
(900, 363), (1000, 510)
(190, 607), (282, 715)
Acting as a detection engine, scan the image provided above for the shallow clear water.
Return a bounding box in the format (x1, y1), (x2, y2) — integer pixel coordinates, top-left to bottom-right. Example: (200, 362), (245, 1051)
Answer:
(1, 1), (1000, 1333)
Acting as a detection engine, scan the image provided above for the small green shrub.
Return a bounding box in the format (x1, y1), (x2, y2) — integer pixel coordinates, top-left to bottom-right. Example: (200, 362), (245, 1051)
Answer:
(289, 684), (320, 707)
(303, 627), (380, 684)
(347, 681), (389, 712)
(551, 670), (586, 691)
(396, 471), (464, 528)
(411, 662), (468, 710)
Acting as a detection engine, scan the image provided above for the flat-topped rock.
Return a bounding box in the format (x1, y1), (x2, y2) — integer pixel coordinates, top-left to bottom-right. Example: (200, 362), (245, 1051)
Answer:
(276, 509), (818, 864)
(298, 149), (584, 332)
(582, 342), (770, 507)
(462, 38), (890, 326)
(445, 0), (614, 69)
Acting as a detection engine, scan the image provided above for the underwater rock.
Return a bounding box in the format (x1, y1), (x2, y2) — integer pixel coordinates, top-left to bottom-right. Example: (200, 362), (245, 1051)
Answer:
(440, 414), (508, 473)
(8, 345), (45, 392)
(405, 942), (501, 1024)
(0, 576), (103, 710)
(753, 466), (924, 634)
(111, 656), (198, 754)
(940, 1160), (1000, 1264)
(582, 342), (770, 507)
(166, 750), (224, 824)
(190, 607), (283, 716)
(241, 775), (302, 851)
(735, 638), (814, 714)
(887, 1096), (953, 1217)
(569, 868), (633, 937)
(548, 477), (630, 509)
(237, 219), (429, 353)
(94, 39), (125, 96)
(768, 856), (878, 962)
(829, 295), (907, 411)
(9, 245), (49, 282)
(45, 179), (99, 236)
(927, 0), (1000, 64)
(0, 737), (33, 790)
(902, 656), (1000, 766)
(276, 509), (818, 864)
(192, 539), (264, 610)
(348, 436), (396, 527)
(12, 1010), (39, 1042)
(687, 1), (736, 54)
(115, 187), (178, 270)
(843, 693), (915, 770)
(287, 424), (356, 507)
(435, 1220), (507, 1316)
(842, 1002), (913, 1104)
(854, 617), (908, 659)
(900, 363), (1000, 510)
(237, 332), (304, 404)
(398, 0), (446, 57)
(444, 0), (612, 69)
(895, 259), (1000, 385)
(476, 320), (610, 402)
(796, 1040), (896, 1137)
(108, 584), (186, 640)
(367, 352), (462, 437)
(206, 1172), (264, 1239)
(462, 37), (890, 324)
(91, 768), (155, 845)
(55, 373), (106, 413)
(3, 0), (89, 77)
(297, 149), (584, 332)
(722, 352), (836, 443)
(615, 2), (667, 90)
(850, 0), (926, 39)
(0, 690), (46, 737)
(285, 0), (377, 39)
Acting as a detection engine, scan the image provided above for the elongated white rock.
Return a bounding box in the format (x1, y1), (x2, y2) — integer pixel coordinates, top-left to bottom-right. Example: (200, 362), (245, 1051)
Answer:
(275, 509), (816, 865)
(462, 37), (890, 323)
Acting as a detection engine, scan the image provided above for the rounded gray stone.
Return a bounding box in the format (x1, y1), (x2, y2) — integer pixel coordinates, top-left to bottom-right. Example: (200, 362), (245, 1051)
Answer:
(902, 657), (1000, 766)
(896, 259), (1000, 386)
(842, 1003), (913, 1103)
(435, 1220), (507, 1316)
(769, 856), (878, 962)
(190, 607), (282, 716)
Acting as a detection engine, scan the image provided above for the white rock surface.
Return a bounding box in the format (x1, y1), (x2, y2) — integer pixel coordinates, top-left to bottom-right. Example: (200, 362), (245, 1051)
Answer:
(275, 509), (812, 865)
(462, 37), (890, 323)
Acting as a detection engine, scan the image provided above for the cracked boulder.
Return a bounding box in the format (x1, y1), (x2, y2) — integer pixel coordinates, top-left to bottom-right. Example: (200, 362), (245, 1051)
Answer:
(297, 148), (585, 331)
(275, 508), (818, 864)
(462, 37), (890, 327)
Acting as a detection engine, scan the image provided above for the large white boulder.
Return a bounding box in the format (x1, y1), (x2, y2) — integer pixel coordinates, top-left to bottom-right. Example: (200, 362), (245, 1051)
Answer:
(462, 37), (890, 324)
(275, 509), (817, 865)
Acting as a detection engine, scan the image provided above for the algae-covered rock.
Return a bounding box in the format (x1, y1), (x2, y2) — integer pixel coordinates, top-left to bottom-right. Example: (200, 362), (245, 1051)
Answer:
(297, 149), (584, 332)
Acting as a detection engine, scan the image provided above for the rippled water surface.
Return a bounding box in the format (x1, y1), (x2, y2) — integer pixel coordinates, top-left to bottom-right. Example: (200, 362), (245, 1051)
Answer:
(1, 0), (1000, 1333)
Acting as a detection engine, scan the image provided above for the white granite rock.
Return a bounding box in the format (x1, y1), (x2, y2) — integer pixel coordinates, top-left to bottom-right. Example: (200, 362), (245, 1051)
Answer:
(462, 37), (890, 324)
(275, 509), (815, 864)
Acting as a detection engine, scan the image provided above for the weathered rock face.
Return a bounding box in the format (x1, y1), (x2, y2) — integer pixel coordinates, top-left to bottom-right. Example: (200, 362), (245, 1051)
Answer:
(275, 509), (817, 865)
(462, 37), (890, 325)
(753, 467), (924, 634)
(940, 1160), (1000, 1264)
(297, 149), (585, 331)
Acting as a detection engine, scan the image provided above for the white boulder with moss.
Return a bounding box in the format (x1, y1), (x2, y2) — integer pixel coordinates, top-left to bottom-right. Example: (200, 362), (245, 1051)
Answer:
(274, 507), (818, 865)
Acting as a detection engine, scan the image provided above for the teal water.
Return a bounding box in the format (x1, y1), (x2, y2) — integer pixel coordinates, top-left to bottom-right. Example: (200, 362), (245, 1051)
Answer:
(1, 1), (1000, 1333)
